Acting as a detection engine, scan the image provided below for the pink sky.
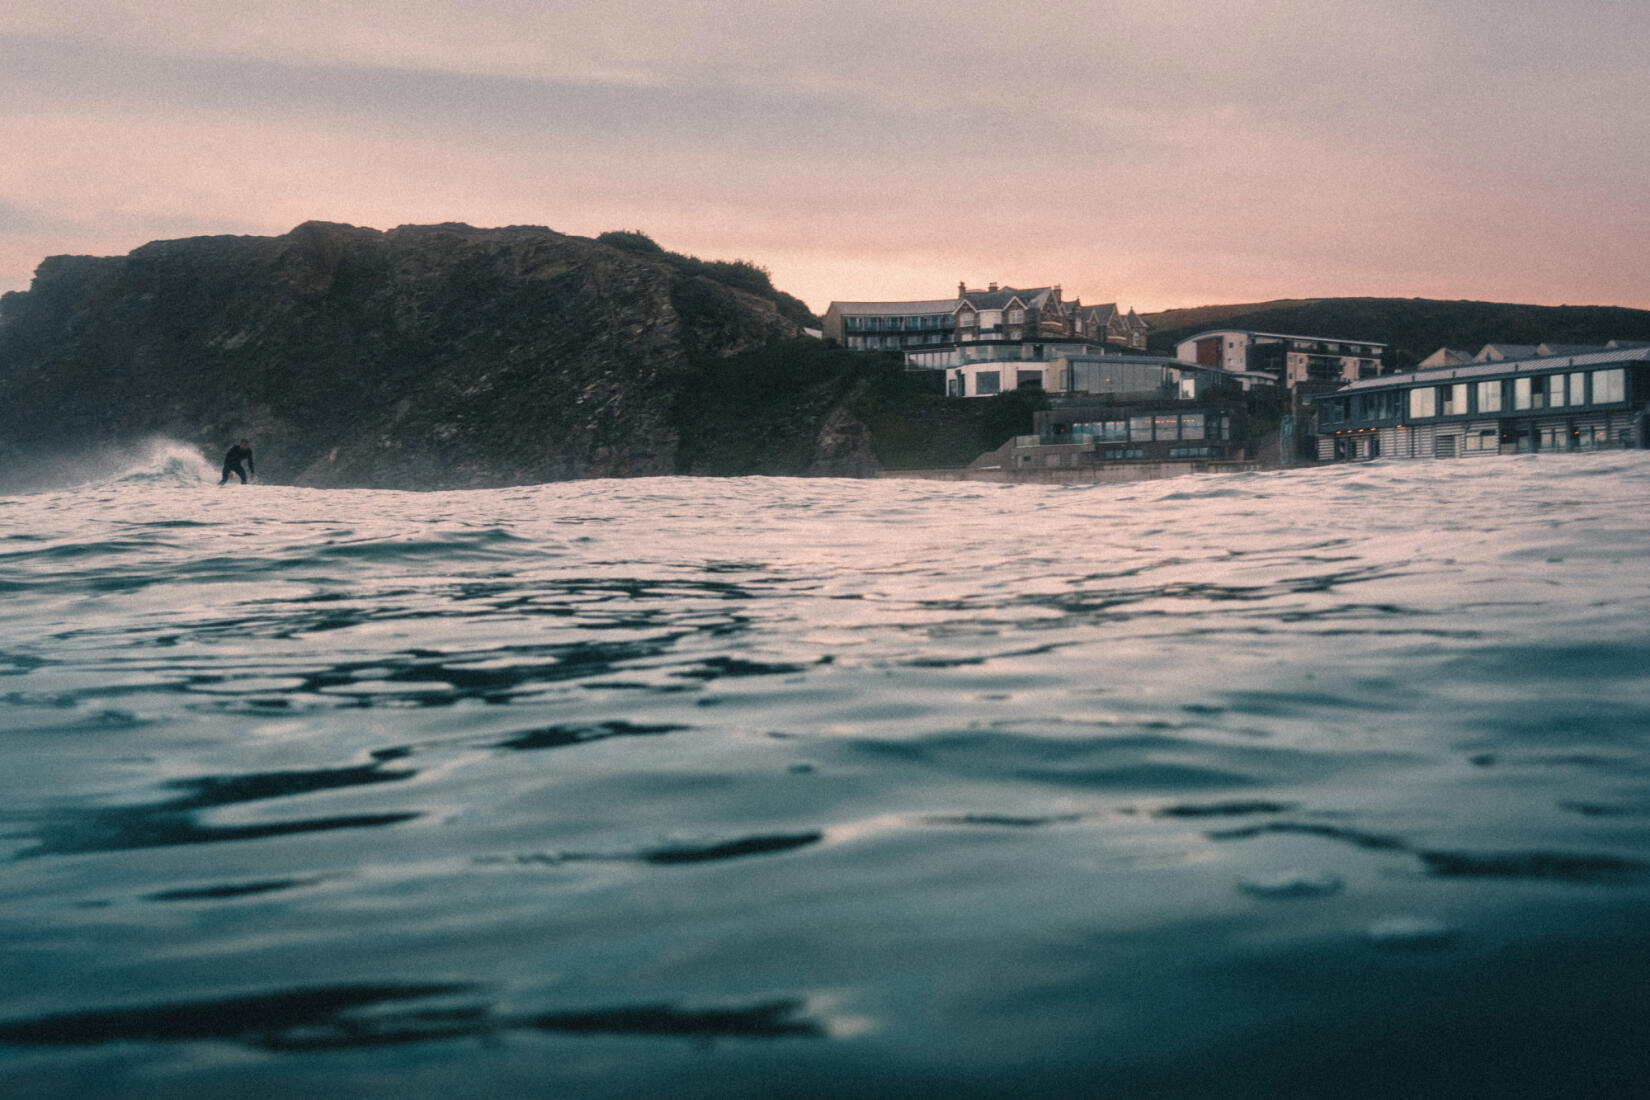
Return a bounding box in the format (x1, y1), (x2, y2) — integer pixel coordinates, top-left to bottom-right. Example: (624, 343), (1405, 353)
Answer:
(3, 1), (1646, 315)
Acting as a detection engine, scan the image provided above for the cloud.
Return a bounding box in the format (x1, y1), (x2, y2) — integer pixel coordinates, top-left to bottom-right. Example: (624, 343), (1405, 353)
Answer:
(0, 2), (1646, 310)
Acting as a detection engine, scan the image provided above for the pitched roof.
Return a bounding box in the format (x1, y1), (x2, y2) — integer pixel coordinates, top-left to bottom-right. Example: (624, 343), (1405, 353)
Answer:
(829, 298), (961, 316)
(1334, 344), (1650, 393)
(1475, 343), (1541, 361)
(958, 286), (1055, 311)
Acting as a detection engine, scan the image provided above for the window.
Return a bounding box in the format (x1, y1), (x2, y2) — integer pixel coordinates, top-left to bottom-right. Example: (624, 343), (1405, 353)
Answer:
(1154, 415), (1181, 440)
(1569, 372), (1587, 405)
(1593, 368), (1625, 403)
(1546, 375), (1565, 408)
(1464, 429), (1497, 452)
(1180, 413), (1206, 440)
(1514, 377), (1533, 410)
(1440, 383), (1466, 415)
(1408, 387), (1436, 419)
(1007, 309), (1025, 324)
(1476, 379), (1501, 413)
(957, 311), (975, 327)
(1129, 415), (1154, 441)
(975, 370), (1000, 395)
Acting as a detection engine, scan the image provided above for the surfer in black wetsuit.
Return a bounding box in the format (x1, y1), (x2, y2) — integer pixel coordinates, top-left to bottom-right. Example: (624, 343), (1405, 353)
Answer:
(219, 438), (254, 485)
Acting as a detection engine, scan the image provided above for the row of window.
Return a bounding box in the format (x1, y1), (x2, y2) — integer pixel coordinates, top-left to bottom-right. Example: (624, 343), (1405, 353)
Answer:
(846, 334), (953, 350)
(1408, 368), (1626, 419)
(844, 314), (955, 331)
(1325, 368), (1629, 425)
(1065, 412), (1226, 443)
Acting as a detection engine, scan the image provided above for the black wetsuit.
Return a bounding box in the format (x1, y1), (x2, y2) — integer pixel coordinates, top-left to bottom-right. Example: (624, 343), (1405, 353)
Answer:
(219, 444), (254, 484)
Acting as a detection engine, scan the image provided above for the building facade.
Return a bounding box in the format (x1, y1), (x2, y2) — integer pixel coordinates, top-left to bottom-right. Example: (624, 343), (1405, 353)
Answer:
(1176, 329), (1389, 388)
(1311, 345), (1650, 461)
(823, 283), (1150, 353)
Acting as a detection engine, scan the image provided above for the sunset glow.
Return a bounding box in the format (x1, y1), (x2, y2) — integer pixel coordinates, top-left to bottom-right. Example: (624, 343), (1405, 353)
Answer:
(3, 1), (1646, 314)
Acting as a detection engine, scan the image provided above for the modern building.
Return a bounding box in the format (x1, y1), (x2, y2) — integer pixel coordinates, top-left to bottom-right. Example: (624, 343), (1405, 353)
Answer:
(941, 350), (1186, 399)
(1311, 344), (1650, 461)
(820, 298), (964, 351)
(990, 400), (1243, 471)
(1176, 329), (1389, 388)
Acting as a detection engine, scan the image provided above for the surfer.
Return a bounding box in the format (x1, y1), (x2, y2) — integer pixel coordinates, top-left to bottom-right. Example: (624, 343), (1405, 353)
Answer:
(219, 438), (255, 485)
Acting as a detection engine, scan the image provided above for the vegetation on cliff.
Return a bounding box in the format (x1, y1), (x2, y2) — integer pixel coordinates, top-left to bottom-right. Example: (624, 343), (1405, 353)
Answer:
(671, 338), (1045, 476)
(596, 231), (816, 331)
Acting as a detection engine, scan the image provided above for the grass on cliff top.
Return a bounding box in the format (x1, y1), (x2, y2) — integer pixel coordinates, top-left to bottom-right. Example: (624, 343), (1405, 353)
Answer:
(597, 230), (817, 329)
(671, 338), (1047, 475)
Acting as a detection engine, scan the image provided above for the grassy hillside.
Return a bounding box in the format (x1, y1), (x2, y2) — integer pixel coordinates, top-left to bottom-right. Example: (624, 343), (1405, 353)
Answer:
(1144, 298), (1650, 370)
(671, 339), (1045, 474)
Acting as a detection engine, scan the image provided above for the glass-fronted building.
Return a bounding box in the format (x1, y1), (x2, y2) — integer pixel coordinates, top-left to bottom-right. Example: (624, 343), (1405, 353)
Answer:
(1311, 346), (1650, 461)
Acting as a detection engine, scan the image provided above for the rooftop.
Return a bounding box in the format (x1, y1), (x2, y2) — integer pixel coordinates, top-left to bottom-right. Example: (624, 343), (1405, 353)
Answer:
(1334, 344), (1650, 393)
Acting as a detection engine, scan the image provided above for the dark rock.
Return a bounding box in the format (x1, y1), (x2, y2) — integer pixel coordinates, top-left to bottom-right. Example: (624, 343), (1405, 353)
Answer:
(0, 222), (799, 490)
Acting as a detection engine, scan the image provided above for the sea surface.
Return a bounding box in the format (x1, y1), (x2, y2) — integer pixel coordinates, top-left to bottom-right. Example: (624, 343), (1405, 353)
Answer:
(2, 444), (1649, 1098)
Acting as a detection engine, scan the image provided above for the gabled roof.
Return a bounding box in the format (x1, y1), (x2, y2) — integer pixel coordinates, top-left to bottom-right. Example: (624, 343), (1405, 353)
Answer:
(958, 286), (1055, 311)
(1537, 343), (1607, 357)
(1474, 343), (1541, 361)
(1073, 302), (1119, 323)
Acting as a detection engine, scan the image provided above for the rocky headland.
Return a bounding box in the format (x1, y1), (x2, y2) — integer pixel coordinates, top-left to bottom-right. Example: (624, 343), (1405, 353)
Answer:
(0, 222), (860, 490)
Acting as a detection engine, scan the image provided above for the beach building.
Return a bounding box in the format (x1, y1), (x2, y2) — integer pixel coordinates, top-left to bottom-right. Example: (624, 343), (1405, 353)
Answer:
(1176, 329), (1389, 389)
(1311, 344), (1650, 460)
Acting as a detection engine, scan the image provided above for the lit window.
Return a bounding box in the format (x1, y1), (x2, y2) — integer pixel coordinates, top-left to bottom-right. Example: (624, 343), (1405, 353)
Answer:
(1408, 387), (1436, 419)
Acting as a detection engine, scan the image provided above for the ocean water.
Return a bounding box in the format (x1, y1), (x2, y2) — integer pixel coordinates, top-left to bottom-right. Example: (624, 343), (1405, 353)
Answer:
(2, 443), (1649, 1098)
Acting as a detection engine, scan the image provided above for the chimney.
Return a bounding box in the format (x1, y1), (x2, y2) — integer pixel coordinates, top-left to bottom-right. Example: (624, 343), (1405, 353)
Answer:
(958, 281), (966, 295)
(989, 281), (998, 292)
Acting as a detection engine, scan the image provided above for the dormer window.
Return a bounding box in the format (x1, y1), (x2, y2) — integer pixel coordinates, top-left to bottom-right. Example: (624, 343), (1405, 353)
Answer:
(957, 311), (976, 326)
(1008, 309), (1026, 324)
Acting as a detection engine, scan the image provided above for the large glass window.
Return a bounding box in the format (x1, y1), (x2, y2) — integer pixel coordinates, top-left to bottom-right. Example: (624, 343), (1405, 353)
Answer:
(1154, 415), (1181, 440)
(1129, 415), (1154, 441)
(1408, 387), (1436, 418)
(1180, 413), (1206, 440)
(975, 370), (1000, 395)
(1569, 372), (1587, 405)
(1475, 380), (1501, 413)
(1514, 377), (1533, 410)
(1593, 368), (1625, 403)
(1440, 383), (1467, 415)
(1545, 375), (1565, 408)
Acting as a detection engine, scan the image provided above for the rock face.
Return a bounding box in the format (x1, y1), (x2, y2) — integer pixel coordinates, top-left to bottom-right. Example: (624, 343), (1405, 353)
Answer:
(0, 222), (799, 489)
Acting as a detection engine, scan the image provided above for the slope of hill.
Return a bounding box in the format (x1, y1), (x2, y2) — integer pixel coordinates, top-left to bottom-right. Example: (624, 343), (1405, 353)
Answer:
(1144, 298), (1650, 369)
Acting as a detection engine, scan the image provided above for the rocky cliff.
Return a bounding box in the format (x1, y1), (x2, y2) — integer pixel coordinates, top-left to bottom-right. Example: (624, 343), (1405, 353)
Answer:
(0, 222), (802, 490)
